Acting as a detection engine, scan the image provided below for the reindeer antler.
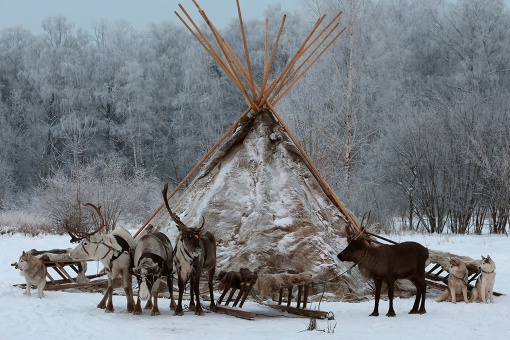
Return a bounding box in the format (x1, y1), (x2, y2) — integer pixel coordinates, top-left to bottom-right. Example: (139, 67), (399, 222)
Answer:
(346, 211), (370, 241)
(66, 203), (107, 243)
(162, 183), (188, 231)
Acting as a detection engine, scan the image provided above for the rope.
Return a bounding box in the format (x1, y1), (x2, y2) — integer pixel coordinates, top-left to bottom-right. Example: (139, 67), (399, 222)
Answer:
(312, 248), (369, 308)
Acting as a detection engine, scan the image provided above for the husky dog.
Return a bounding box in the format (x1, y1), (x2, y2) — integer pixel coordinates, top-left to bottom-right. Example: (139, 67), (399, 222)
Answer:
(436, 257), (469, 303)
(17, 251), (47, 298)
(470, 255), (496, 303)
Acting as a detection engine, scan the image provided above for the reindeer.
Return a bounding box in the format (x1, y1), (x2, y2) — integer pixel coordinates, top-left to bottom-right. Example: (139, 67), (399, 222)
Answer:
(337, 223), (429, 317)
(132, 229), (176, 315)
(67, 203), (135, 313)
(162, 183), (217, 316)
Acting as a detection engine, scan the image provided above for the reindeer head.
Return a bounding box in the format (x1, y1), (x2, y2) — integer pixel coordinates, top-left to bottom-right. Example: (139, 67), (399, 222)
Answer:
(67, 204), (108, 261)
(162, 183), (206, 260)
(133, 259), (162, 301)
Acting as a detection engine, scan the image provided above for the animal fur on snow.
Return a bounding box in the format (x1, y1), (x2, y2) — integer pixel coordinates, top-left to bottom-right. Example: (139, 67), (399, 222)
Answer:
(254, 271), (314, 299)
(27, 248), (89, 284)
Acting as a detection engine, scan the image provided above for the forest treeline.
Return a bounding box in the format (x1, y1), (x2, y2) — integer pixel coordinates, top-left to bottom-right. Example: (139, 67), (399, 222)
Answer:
(0, 0), (509, 234)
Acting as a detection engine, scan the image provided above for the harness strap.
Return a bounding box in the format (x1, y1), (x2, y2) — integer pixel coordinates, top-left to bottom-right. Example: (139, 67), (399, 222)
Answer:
(114, 235), (131, 253)
(138, 252), (165, 269)
(106, 235), (132, 271)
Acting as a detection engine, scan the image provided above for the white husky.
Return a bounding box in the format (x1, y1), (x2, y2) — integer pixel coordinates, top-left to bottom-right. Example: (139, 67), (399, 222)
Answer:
(470, 255), (496, 303)
(17, 251), (47, 298)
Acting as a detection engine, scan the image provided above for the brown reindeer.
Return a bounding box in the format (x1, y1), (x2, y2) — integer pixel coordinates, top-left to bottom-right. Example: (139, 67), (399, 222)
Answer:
(162, 183), (217, 316)
(337, 225), (429, 317)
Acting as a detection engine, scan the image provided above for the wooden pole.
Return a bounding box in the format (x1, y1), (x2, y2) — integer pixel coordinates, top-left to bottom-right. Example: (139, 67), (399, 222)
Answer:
(134, 107), (252, 238)
(236, 0), (256, 99)
(191, 0), (260, 111)
(260, 15), (286, 106)
(271, 11), (343, 102)
(137, 3), (353, 236)
(274, 27), (347, 105)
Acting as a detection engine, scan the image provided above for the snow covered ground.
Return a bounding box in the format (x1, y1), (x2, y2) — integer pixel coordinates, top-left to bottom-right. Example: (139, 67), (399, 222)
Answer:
(1, 230), (508, 340)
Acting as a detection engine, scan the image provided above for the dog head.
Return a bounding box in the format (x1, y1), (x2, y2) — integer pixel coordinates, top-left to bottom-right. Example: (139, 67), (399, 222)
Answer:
(449, 257), (463, 268)
(17, 251), (32, 271)
(480, 255), (496, 273)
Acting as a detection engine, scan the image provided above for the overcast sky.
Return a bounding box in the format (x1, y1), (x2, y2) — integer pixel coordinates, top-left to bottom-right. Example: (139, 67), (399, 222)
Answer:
(0, 0), (303, 34)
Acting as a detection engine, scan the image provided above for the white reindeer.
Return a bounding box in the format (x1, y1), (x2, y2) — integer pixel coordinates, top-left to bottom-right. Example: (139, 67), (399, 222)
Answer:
(68, 203), (135, 313)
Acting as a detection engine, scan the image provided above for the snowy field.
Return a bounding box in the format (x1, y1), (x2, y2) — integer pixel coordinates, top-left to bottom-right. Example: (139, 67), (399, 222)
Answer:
(1, 229), (509, 340)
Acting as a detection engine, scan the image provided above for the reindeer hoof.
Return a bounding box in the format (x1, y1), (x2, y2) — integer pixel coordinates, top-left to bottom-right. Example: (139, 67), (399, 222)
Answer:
(174, 310), (184, 316)
(369, 312), (379, 317)
(386, 312), (396, 317)
(151, 310), (161, 316)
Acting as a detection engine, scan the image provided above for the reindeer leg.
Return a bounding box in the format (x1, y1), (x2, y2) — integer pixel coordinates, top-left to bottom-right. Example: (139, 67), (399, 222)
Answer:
(97, 289), (108, 309)
(370, 279), (382, 317)
(151, 291), (161, 316)
(134, 295), (143, 315)
(418, 278), (427, 314)
(105, 286), (114, 313)
(124, 274), (135, 313)
(409, 277), (426, 314)
(386, 278), (396, 317)
(193, 274), (204, 316)
(409, 278), (420, 313)
(208, 269), (216, 312)
(175, 277), (185, 316)
(167, 274), (176, 310)
(145, 298), (153, 309)
(189, 276), (196, 311)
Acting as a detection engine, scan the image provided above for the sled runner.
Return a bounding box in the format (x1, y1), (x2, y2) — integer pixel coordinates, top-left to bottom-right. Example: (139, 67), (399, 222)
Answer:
(215, 268), (328, 320)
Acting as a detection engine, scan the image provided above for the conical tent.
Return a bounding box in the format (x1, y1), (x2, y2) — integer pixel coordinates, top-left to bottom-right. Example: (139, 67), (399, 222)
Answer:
(137, 0), (370, 298)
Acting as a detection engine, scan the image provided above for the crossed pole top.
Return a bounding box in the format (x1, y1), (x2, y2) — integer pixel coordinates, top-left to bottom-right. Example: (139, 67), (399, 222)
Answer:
(135, 0), (360, 238)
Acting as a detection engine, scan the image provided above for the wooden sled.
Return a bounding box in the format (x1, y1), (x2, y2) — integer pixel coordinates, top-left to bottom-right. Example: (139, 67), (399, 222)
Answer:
(215, 268), (258, 320)
(425, 261), (502, 296)
(215, 268), (328, 320)
(12, 249), (107, 291)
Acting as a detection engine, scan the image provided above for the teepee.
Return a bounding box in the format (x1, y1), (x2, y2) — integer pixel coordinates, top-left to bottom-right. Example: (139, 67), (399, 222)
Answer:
(137, 0), (370, 299)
